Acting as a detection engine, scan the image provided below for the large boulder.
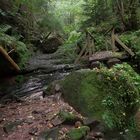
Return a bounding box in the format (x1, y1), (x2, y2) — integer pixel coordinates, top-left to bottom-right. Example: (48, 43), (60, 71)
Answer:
(42, 37), (63, 54)
(59, 63), (140, 131)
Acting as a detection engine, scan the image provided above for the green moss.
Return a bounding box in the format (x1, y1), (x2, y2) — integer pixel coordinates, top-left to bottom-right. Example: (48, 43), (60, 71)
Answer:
(67, 126), (90, 140)
(15, 41), (30, 68)
(60, 64), (140, 131)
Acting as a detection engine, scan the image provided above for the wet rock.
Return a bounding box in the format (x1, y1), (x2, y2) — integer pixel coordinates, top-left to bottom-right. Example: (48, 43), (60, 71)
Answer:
(3, 120), (23, 133)
(92, 132), (104, 139)
(39, 127), (60, 140)
(29, 127), (38, 136)
(75, 121), (82, 128)
(83, 118), (100, 129)
(51, 116), (63, 126)
(55, 84), (61, 93)
(66, 126), (90, 140)
(107, 58), (121, 68)
(42, 37), (62, 54)
(90, 61), (101, 69)
(86, 135), (96, 140)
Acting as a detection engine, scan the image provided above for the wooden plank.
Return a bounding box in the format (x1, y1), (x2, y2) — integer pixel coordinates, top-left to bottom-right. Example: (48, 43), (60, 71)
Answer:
(89, 51), (128, 62)
(0, 46), (20, 72)
(75, 43), (87, 64)
(111, 29), (116, 52)
(91, 39), (95, 54)
(114, 35), (135, 56)
(87, 34), (92, 57)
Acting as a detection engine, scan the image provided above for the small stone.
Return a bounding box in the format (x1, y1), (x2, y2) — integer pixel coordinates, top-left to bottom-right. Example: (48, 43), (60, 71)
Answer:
(46, 121), (53, 128)
(32, 110), (41, 114)
(60, 128), (69, 134)
(27, 116), (34, 119)
(55, 84), (61, 93)
(90, 61), (100, 69)
(83, 118), (100, 129)
(93, 132), (104, 139)
(0, 104), (5, 108)
(29, 127), (38, 136)
(25, 119), (34, 125)
(75, 121), (82, 128)
(86, 135), (96, 140)
(51, 116), (63, 126)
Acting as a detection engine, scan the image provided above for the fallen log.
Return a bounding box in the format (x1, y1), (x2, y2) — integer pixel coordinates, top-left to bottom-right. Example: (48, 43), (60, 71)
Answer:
(114, 35), (135, 57)
(0, 46), (20, 76)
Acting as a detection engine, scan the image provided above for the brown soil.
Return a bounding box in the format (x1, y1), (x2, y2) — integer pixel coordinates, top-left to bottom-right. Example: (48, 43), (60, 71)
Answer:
(0, 94), (81, 140)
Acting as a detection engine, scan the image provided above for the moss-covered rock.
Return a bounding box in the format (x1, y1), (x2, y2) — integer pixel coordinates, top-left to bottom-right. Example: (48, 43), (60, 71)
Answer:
(60, 63), (140, 131)
(66, 126), (90, 140)
(39, 127), (60, 140)
(59, 110), (82, 124)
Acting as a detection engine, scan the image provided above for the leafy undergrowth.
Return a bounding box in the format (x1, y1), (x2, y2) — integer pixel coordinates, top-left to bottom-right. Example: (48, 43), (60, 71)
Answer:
(60, 63), (140, 134)
(55, 31), (82, 64)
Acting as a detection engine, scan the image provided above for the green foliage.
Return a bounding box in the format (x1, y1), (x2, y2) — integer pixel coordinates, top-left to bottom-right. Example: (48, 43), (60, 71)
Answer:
(38, 12), (63, 33)
(15, 75), (25, 84)
(61, 63), (140, 132)
(56, 30), (83, 63)
(82, 0), (140, 31)
(101, 64), (140, 131)
(66, 31), (82, 44)
(15, 41), (30, 68)
(0, 24), (12, 33)
(120, 30), (140, 58)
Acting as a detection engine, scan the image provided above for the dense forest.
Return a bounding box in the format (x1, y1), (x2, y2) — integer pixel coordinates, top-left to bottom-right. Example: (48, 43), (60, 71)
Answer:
(0, 0), (140, 140)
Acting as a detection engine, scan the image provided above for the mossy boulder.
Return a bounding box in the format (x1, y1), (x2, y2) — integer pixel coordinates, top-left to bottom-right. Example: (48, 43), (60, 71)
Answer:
(60, 63), (140, 130)
(39, 127), (60, 140)
(66, 126), (90, 140)
(59, 110), (82, 124)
